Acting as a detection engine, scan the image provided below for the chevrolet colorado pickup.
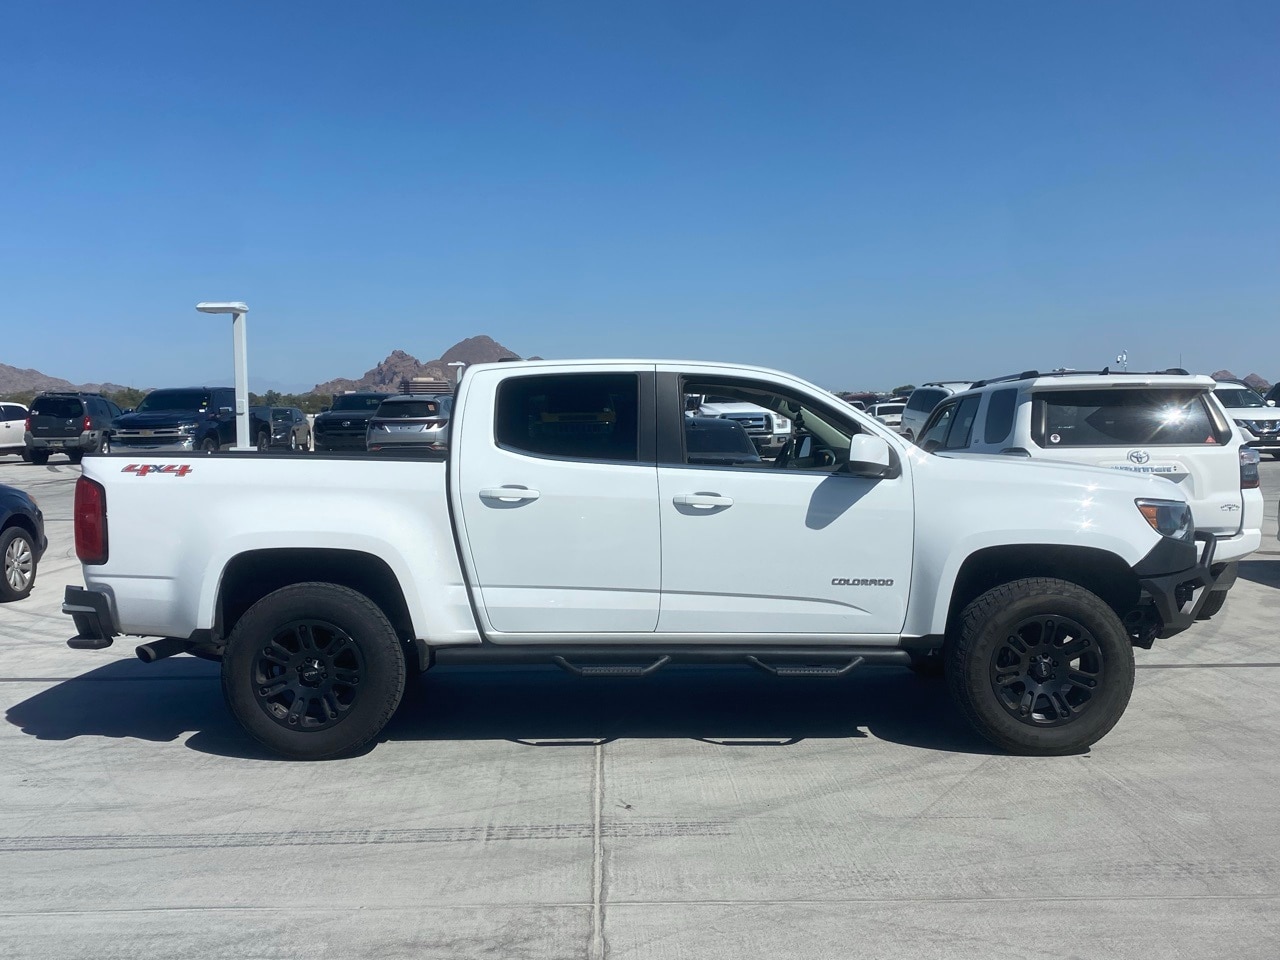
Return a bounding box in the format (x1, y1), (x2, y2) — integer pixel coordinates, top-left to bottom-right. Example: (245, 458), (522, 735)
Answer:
(63, 360), (1228, 760)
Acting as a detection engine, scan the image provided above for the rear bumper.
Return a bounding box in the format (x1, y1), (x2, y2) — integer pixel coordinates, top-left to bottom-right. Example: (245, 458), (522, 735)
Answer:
(25, 431), (96, 452)
(63, 585), (118, 649)
(1137, 535), (1228, 639)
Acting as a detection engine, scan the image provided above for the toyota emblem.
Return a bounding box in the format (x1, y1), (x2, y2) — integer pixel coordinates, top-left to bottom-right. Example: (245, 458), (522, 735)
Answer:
(1128, 449), (1150, 465)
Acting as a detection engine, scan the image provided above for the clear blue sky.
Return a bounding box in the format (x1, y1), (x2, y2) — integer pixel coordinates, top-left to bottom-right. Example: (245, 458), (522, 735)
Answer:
(2, 1), (1276, 392)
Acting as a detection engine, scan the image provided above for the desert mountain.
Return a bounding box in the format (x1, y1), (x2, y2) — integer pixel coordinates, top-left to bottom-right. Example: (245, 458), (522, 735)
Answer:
(0, 361), (130, 396)
(1211, 370), (1271, 392)
(311, 336), (521, 395)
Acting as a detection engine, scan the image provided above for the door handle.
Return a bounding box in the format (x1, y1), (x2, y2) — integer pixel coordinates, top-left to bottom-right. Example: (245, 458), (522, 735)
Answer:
(479, 486), (541, 503)
(673, 493), (734, 509)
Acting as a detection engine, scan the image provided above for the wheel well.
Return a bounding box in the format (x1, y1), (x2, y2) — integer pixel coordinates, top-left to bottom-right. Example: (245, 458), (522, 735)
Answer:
(945, 545), (1139, 638)
(216, 548), (415, 644)
(1, 514), (37, 541)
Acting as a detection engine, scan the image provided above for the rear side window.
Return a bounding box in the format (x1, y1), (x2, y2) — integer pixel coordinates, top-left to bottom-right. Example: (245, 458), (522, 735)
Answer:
(496, 373), (639, 462)
(905, 388), (945, 413)
(945, 395), (981, 449)
(1033, 389), (1228, 447)
(983, 389), (1018, 444)
(32, 396), (83, 418)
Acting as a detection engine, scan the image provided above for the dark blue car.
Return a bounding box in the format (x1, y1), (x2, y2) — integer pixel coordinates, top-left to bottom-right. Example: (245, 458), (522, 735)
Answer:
(1, 483), (46, 602)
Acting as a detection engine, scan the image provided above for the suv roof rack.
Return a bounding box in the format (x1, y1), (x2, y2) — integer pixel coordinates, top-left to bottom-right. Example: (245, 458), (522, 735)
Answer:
(969, 368), (1197, 389)
(38, 390), (106, 398)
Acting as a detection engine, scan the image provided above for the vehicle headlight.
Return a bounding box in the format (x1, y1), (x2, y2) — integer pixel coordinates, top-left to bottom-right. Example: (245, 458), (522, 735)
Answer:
(177, 423), (198, 435)
(1135, 498), (1193, 541)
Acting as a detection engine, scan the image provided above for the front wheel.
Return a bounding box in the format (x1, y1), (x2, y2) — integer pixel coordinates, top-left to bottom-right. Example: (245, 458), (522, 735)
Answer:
(67, 451), (84, 465)
(947, 578), (1134, 756)
(221, 583), (406, 759)
(256, 432), (270, 453)
(200, 437), (219, 453)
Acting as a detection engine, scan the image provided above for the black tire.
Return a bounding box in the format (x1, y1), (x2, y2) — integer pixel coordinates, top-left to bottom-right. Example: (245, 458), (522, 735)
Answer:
(29, 450), (49, 465)
(947, 578), (1134, 756)
(20, 449), (31, 463)
(0, 526), (37, 602)
(221, 583), (405, 760)
(200, 437), (219, 453)
(67, 451), (84, 465)
(1196, 590), (1227, 620)
(289, 433), (298, 452)
(908, 655), (945, 678)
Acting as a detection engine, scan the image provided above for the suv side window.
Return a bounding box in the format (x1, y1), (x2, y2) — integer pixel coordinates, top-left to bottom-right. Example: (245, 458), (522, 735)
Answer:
(983, 389), (1018, 445)
(919, 401), (957, 450)
(496, 373), (640, 462)
(905, 388), (944, 413)
(944, 395), (981, 449)
(2, 405), (22, 421)
(212, 389), (234, 411)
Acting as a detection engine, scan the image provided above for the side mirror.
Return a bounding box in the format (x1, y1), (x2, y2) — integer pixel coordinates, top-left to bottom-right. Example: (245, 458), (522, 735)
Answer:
(846, 433), (892, 478)
(1268, 400), (1276, 407)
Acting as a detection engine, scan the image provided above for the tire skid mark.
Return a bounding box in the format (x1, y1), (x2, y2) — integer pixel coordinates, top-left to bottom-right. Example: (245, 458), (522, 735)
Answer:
(0, 819), (730, 852)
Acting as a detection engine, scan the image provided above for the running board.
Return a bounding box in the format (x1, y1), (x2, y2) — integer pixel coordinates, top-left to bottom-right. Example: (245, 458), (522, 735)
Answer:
(553, 655), (671, 678)
(433, 645), (911, 670)
(746, 655), (864, 677)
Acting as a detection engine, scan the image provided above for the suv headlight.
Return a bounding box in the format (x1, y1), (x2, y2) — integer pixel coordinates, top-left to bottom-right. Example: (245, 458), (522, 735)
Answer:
(1135, 499), (1193, 541)
(177, 423), (198, 435)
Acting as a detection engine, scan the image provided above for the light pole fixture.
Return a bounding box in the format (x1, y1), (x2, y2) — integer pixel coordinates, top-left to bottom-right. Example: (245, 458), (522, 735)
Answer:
(195, 301), (252, 451)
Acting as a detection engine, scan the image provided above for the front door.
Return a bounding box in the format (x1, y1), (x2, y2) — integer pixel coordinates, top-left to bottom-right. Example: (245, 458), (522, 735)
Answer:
(656, 369), (914, 637)
(454, 366), (661, 637)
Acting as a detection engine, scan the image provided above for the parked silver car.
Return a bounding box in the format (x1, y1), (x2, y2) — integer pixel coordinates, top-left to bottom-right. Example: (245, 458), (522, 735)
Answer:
(366, 395), (452, 454)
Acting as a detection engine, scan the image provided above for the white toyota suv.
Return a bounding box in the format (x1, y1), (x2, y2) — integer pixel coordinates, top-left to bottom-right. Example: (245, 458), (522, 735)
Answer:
(914, 369), (1262, 616)
(1214, 379), (1280, 458)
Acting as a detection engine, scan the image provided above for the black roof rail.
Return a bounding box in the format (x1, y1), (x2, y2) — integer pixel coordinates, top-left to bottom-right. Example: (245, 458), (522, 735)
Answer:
(969, 370), (1040, 389)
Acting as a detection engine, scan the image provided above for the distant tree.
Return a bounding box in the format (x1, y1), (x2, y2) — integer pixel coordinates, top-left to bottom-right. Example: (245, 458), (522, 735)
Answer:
(105, 387), (149, 410)
(892, 384), (915, 396)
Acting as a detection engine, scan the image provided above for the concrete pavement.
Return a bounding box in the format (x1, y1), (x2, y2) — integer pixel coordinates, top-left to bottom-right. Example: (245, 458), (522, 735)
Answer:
(0, 455), (1277, 959)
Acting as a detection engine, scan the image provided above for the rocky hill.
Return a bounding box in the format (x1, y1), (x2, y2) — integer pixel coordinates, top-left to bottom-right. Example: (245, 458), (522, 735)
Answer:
(0, 361), (130, 396)
(311, 336), (521, 395)
(1211, 370), (1271, 392)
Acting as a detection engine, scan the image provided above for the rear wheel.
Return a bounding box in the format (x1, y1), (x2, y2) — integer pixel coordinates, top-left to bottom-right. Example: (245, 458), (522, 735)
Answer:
(947, 578), (1134, 755)
(289, 433), (299, 452)
(200, 437), (218, 453)
(221, 583), (406, 759)
(0, 527), (37, 602)
(29, 450), (49, 465)
(256, 432), (270, 453)
(67, 451), (84, 465)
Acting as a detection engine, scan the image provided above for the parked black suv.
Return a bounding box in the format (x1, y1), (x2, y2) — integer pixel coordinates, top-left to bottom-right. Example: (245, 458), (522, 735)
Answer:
(313, 393), (387, 452)
(24, 393), (123, 465)
(113, 387), (268, 454)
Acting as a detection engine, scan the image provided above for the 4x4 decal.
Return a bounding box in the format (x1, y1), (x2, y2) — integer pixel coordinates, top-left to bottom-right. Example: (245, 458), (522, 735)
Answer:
(122, 464), (194, 477)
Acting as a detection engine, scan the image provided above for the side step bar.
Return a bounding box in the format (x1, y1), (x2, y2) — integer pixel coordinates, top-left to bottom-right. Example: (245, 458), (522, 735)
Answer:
(434, 645), (910, 675)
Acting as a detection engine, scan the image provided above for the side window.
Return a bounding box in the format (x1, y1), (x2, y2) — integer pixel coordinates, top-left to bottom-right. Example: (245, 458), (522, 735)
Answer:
(919, 402), (957, 450)
(983, 389), (1017, 445)
(2, 405), (18, 421)
(495, 373), (640, 462)
(944, 395), (982, 449)
(108, 402), (122, 418)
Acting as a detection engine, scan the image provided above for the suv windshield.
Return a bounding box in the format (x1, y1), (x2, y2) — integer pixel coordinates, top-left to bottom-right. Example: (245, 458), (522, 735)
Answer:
(137, 390), (211, 413)
(331, 395), (385, 412)
(1033, 389), (1228, 447)
(31, 396), (84, 418)
(1215, 387), (1265, 408)
(271, 408), (293, 422)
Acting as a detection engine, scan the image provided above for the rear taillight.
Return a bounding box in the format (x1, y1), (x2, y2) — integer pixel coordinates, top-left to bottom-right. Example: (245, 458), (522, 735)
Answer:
(1240, 447), (1261, 490)
(74, 476), (108, 564)
(82, 415), (92, 432)
(24, 417), (31, 432)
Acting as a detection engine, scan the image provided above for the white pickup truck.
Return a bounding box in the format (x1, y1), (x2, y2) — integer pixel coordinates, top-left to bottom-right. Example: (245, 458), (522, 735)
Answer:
(64, 359), (1231, 760)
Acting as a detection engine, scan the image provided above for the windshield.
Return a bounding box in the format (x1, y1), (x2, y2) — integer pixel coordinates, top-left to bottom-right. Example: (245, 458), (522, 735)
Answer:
(331, 395), (386, 412)
(136, 390), (210, 413)
(271, 408), (292, 422)
(1216, 387), (1265, 408)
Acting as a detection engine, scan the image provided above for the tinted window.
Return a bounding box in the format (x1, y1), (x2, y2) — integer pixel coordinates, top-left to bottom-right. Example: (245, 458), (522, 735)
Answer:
(136, 390), (211, 413)
(905, 388), (945, 413)
(32, 396), (84, 418)
(377, 400), (439, 419)
(1033, 389), (1227, 447)
(1, 405), (21, 421)
(1215, 387), (1264, 408)
(496, 373), (639, 462)
(271, 408), (294, 422)
(983, 389), (1018, 444)
(945, 395), (981, 449)
(920, 402), (956, 449)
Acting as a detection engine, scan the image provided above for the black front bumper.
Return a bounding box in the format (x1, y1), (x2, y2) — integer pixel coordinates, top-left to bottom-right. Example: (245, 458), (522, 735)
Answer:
(1137, 535), (1230, 639)
(63, 585), (118, 649)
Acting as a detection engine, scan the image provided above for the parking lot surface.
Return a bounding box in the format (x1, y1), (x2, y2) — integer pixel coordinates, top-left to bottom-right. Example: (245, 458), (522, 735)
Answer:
(0, 456), (1278, 959)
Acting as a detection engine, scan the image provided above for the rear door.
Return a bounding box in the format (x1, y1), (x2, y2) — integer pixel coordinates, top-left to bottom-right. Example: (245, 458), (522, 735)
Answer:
(29, 396), (84, 442)
(0, 404), (23, 449)
(452, 365), (661, 637)
(1027, 386), (1242, 537)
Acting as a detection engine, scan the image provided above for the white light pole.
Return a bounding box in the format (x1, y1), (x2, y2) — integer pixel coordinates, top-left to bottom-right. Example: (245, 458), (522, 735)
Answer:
(448, 361), (466, 384)
(195, 301), (252, 451)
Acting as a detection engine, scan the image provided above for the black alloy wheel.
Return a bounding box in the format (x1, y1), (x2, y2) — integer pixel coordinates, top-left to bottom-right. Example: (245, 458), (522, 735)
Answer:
(947, 577), (1134, 756)
(222, 583), (406, 759)
(256, 432), (270, 453)
(988, 615), (1102, 727)
(252, 620), (366, 732)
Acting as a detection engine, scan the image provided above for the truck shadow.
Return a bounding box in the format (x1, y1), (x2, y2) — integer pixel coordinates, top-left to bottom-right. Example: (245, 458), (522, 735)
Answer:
(4, 658), (1000, 760)
(1238, 559), (1280, 589)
